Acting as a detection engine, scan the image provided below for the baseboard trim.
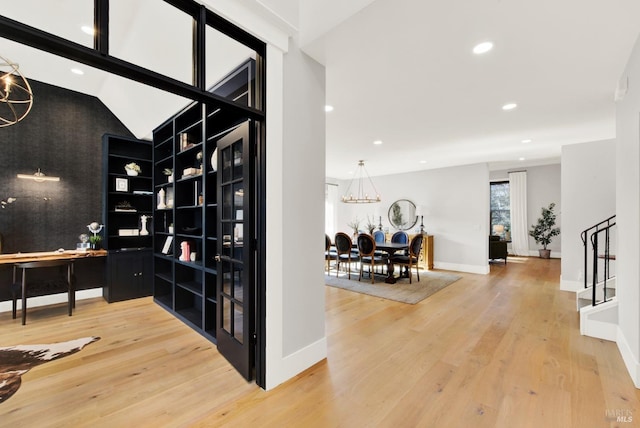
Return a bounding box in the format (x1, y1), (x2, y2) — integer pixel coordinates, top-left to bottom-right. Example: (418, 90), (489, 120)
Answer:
(265, 336), (327, 390)
(434, 261), (489, 275)
(617, 326), (640, 388)
(527, 250), (561, 258)
(0, 288), (103, 314)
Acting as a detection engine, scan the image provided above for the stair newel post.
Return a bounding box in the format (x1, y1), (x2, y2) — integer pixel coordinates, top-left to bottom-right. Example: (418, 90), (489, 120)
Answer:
(592, 231), (598, 306)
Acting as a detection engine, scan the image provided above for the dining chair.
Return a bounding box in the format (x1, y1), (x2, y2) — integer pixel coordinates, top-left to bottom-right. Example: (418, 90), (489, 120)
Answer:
(390, 234), (423, 283)
(334, 232), (355, 279)
(357, 234), (388, 284)
(325, 234), (337, 274)
(391, 231), (409, 244)
(373, 230), (385, 244)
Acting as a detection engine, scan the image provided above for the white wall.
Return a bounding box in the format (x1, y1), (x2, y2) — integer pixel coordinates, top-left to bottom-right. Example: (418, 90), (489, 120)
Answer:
(336, 163), (490, 274)
(615, 33), (640, 387)
(204, 1), (327, 390)
(490, 163), (562, 257)
(559, 140), (616, 291)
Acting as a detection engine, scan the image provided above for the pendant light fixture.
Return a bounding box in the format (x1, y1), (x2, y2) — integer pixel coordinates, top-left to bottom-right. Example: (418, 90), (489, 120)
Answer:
(341, 160), (381, 204)
(0, 54), (34, 127)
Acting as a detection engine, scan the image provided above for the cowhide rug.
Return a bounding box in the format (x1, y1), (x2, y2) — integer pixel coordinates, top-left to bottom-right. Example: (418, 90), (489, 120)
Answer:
(0, 336), (100, 404)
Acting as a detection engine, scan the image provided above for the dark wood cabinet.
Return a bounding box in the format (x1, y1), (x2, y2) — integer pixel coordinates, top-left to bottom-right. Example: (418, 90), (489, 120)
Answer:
(103, 249), (153, 302)
(102, 134), (154, 302)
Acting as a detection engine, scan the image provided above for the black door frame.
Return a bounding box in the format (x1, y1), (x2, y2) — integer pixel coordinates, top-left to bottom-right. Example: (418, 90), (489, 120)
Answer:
(0, 0), (267, 387)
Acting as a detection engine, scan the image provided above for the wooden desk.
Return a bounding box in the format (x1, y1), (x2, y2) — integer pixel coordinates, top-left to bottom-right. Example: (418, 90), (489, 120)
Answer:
(0, 249), (107, 265)
(1, 250), (107, 325)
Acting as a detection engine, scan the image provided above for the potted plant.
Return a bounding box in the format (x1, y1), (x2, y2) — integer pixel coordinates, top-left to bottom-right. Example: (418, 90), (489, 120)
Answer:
(529, 202), (560, 258)
(125, 162), (141, 176)
(365, 215), (377, 235)
(347, 217), (361, 239)
(88, 234), (102, 250)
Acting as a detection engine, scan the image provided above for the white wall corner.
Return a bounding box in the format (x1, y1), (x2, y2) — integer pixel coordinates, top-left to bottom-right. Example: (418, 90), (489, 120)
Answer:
(560, 276), (583, 292)
(265, 337), (327, 390)
(435, 261), (490, 275)
(617, 326), (640, 389)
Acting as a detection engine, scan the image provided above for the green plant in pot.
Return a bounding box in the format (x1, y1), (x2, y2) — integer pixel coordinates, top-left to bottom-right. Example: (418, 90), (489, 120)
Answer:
(529, 202), (560, 258)
(88, 234), (102, 250)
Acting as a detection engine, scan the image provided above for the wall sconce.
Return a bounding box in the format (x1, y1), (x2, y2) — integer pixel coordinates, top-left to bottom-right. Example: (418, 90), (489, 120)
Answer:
(17, 168), (60, 182)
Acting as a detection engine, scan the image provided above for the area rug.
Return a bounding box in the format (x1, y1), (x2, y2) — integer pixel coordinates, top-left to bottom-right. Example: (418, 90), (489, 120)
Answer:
(0, 336), (100, 404)
(326, 271), (462, 304)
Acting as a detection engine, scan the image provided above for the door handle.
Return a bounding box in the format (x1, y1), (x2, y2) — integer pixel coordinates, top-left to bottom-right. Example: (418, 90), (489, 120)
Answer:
(214, 254), (221, 262)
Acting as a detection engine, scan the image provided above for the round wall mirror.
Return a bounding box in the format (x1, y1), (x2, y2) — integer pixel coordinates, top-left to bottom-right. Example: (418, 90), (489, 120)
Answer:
(388, 199), (417, 231)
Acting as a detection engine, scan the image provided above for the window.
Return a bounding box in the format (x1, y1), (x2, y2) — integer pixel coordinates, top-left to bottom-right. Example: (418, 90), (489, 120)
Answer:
(490, 181), (510, 238)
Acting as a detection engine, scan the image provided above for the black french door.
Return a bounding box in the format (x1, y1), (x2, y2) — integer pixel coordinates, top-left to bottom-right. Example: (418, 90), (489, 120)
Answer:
(216, 120), (254, 380)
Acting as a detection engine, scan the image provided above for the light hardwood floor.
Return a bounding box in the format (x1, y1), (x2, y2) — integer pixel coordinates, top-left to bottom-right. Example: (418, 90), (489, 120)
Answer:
(1, 257), (639, 427)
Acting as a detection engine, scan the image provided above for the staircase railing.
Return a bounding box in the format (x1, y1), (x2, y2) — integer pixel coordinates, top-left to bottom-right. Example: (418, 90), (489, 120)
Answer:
(581, 215), (616, 306)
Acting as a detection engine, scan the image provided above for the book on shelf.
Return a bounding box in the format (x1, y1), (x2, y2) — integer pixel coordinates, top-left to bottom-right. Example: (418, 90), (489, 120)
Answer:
(115, 208), (137, 212)
(133, 190), (153, 195)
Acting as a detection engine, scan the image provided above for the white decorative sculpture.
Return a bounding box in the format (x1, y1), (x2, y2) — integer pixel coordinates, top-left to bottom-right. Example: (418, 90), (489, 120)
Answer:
(157, 188), (166, 209)
(140, 215), (149, 236)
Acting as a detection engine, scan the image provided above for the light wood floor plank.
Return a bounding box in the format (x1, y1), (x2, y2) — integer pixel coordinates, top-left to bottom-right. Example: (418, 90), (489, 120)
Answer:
(1, 257), (639, 427)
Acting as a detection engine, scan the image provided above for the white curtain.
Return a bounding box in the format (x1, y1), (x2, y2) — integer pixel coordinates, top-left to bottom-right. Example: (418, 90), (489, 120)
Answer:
(509, 171), (529, 256)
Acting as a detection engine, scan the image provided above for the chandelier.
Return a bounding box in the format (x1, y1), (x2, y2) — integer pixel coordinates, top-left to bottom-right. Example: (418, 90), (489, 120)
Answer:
(0, 55), (34, 127)
(341, 160), (381, 204)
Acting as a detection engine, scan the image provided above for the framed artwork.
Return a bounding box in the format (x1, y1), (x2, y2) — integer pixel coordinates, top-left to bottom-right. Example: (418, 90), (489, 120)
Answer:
(115, 177), (129, 192)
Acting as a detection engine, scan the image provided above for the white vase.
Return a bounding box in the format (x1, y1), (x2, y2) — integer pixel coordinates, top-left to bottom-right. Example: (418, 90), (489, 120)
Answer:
(126, 168), (138, 176)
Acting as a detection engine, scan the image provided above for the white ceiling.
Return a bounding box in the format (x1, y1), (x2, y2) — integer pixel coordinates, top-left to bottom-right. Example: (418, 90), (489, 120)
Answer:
(1, 0), (640, 177)
(302, 0), (640, 178)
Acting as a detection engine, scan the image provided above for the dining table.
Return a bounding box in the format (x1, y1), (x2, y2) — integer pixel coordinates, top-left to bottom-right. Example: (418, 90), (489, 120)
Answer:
(374, 242), (409, 284)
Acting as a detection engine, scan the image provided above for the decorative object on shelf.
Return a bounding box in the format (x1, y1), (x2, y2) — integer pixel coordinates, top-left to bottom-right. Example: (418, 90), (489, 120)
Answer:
(180, 133), (195, 151)
(190, 252), (197, 262)
(88, 234), (102, 250)
(124, 162), (141, 176)
(139, 215), (150, 236)
(115, 177), (128, 192)
(161, 236), (173, 254)
(378, 216), (383, 230)
(365, 215), (376, 234)
(388, 199), (417, 231)
(210, 148), (218, 171)
(179, 241), (191, 261)
(347, 217), (361, 239)
(341, 160), (381, 203)
(157, 188), (166, 209)
(196, 151), (203, 169)
(492, 224), (505, 239)
(529, 202), (560, 259)
(168, 223), (174, 234)
(0, 54), (34, 127)
(163, 168), (173, 183)
(182, 167), (199, 178)
(416, 206), (426, 234)
(17, 168), (60, 182)
(115, 200), (136, 212)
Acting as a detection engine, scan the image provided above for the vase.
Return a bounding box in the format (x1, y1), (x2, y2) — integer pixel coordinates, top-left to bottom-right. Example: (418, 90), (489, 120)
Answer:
(539, 249), (551, 259)
(126, 168), (138, 176)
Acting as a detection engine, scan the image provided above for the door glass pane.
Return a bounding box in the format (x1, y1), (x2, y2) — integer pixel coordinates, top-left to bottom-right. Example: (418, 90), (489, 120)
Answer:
(222, 146), (232, 182)
(233, 184), (243, 218)
(233, 304), (244, 343)
(222, 261), (231, 295)
(223, 186), (232, 220)
(233, 143), (243, 179)
(234, 264), (244, 303)
(222, 223), (232, 257)
(222, 296), (231, 333)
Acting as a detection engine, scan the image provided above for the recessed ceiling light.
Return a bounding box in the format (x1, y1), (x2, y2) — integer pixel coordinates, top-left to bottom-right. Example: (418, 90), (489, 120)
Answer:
(81, 25), (94, 35)
(325, 105), (334, 112)
(502, 103), (517, 111)
(71, 68), (84, 75)
(521, 139), (532, 144)
(519, 157), (526, 161)
(373, 140), (383, 145)
(473, 41), (494, 55)
(419, 160), (427, 164)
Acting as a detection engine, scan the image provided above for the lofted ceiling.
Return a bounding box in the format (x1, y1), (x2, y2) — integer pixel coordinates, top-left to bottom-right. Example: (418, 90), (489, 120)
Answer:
(2, 0), (640, 179)
(302, 0), (640, 178)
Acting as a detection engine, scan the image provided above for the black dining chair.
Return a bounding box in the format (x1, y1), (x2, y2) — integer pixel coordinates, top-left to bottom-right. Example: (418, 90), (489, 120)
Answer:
(325, 234), (337, 274)
(390, 234), (423, 283)
(334, 232), (355, 279)
(357, 234), (388, 284)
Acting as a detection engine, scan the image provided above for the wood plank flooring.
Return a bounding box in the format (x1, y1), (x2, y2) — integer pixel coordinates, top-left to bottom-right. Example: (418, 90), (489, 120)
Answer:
(1, 257), (639, 427)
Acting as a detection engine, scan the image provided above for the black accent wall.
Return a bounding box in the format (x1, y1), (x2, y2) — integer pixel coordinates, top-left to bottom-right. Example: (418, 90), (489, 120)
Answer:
(0, 79), (133, 253)
(0, 80), (134, 301)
